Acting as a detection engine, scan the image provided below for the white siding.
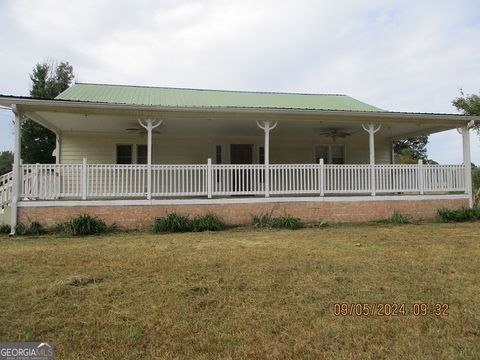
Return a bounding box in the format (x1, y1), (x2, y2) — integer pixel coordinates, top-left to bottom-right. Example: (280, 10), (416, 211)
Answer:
(60, 132), (392, 165)
(271, 136), (391, 164)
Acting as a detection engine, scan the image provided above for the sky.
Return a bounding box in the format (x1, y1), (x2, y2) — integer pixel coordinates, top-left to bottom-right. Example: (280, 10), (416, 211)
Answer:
(0, 0), (479, 164)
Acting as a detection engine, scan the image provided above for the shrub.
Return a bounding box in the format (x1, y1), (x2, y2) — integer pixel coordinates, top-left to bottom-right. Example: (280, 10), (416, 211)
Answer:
(152, 213), (226, 233)
(14, 223), (27, 235)
(0, 224), (11, 234)
(437, 207), (480, 222)
(27, 222), (45, 235)
(382, 211), (413, 225)
(63, 214), (107, 236)
(271, 215), (303, 230)
(251, 212), (303, 230)
(251, 212), (274, 228)
(13, 222), (45, 235)
(192, 213), (225, 232)
(153, 213), (193, 233)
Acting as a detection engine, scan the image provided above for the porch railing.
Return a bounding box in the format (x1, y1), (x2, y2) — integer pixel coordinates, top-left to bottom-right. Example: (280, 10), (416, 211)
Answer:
(212, 164), (265, 196)
(0, 171), (13, 206)
(152, 165), (208, 196)
(0, 160), (467, 205)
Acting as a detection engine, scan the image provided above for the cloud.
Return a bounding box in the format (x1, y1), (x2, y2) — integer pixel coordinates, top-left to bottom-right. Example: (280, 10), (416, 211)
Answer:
(0, 0), (479, 162)
(0, 110), (13, 150)
(429, 130), (470, 165)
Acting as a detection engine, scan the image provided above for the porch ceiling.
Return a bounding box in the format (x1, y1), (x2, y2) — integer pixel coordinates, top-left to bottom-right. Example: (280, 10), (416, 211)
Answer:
(29, 109), (456, 140)
(0, 96), (475, 140)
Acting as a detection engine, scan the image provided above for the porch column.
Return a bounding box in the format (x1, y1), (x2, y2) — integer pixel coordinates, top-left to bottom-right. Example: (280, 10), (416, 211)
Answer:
(138, 119), (162, 200)
(256, 120), (277, 197)
(459, 124), (473, 208)
(362, 123), (381, 195)
(55, 133), (61, 164)
(10, 105), (22, 235)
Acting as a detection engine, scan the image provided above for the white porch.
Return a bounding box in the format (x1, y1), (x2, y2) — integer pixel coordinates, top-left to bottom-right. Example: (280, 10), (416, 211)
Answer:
(0, 161), (468, 203)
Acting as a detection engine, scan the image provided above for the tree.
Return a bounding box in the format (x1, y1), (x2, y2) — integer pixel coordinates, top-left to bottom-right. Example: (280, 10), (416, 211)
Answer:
(0, 150), (13, 175)
(21, 61), (74, 163)
(393, 135), (438, 164)
(393, 148), (417, 164)
(393, 135), (429, 162)
(452, 89), (480, 134)
(472, 166), (480, 207)
(453, 90), (480, 206)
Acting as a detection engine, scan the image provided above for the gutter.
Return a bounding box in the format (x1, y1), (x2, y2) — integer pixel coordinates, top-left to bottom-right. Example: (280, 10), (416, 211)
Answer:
(0, 96), (477, 126)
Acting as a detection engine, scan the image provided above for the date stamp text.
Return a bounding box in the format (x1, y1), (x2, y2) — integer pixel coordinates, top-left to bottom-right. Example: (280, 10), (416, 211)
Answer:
(333, 303), (449, 316)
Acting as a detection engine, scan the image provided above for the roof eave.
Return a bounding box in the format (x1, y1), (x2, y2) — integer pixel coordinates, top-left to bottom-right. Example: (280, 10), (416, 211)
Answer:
(0, 96), (476, 126)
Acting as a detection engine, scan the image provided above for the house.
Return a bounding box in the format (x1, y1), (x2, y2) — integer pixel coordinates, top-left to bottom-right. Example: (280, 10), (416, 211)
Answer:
(0, 83), (476, 232)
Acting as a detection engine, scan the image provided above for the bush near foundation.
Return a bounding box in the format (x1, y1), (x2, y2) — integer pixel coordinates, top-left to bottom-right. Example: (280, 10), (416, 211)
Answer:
(153, 212), (225, 233)
(153, 213), (193, 233)
(251, 212), (303, 230)
(0, 224), (11, 234)
(192, 213), (226, 232)
(437, 207), (480, 222)
(14, 222), (45, 236)
(251, 212), (274, 228)
(63, 214), (108, 236)
(378, 211), (414, 225)
(271, 215), (304, 229)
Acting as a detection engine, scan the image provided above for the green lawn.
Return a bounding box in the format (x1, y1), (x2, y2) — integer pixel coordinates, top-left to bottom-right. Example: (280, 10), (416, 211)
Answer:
(0, 223), (479, 359)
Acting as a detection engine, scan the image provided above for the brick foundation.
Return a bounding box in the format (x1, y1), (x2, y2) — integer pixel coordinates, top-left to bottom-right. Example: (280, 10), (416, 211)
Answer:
(18, 197), (468, 229)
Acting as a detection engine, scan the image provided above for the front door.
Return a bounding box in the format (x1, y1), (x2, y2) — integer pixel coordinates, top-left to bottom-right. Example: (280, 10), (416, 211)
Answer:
(230, 144), (253, 164)
(230, 144), (253, 193)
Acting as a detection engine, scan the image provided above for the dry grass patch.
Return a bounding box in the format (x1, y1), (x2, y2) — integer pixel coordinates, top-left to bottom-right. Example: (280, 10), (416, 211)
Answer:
(0, 223), (479, 359)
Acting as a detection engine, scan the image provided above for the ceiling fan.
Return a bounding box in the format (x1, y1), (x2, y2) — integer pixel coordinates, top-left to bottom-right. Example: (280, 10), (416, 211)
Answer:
(125, 126), (161, 137)
(318, 128), (352, 141)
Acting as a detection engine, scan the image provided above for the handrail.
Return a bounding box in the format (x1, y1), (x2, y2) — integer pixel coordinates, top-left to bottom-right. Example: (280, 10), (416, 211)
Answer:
(0, 171), (13, 207)
(13, 163), (466, 201)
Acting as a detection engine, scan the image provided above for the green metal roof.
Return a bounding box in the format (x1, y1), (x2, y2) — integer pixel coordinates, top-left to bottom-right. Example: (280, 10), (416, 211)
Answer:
(55, 83), (384, 112)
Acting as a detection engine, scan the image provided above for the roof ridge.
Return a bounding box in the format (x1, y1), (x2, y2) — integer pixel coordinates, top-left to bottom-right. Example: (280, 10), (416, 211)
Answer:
(73, 82), (348, 97)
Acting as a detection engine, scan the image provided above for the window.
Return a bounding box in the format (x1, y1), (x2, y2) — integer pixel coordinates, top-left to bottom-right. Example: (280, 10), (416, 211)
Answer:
(116, 144), (149, 164)
(314, 145), (345, 164)
(215, 145), (222, 164)
(137, 145), (148, 164)
(116, 145), (132, 164)
(331, 145), (344, 164)
(259, 146), (265, 164)
(314, 145), (328, 164)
